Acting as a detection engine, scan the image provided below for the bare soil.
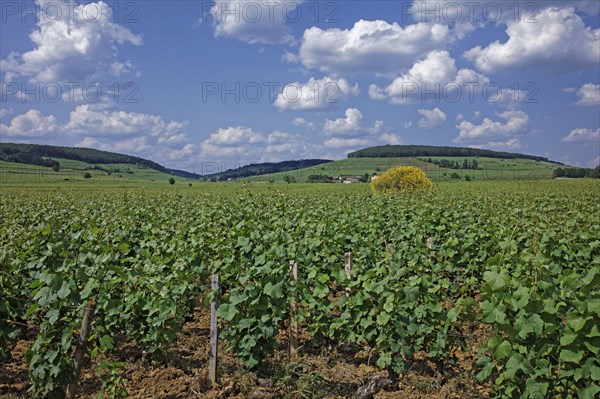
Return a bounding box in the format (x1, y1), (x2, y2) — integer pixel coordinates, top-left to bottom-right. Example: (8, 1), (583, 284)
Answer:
(0, 303), (490, 399)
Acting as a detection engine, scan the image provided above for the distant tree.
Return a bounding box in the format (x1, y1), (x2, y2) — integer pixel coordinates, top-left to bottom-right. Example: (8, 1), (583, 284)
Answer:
(188, 183), (192, 187)
(553, 168), (565, 178)
(450, 172), (460, 179)
(465, 175), (471, 181)
(463, 159), (469, 169)
(169, 177), (175, 185)
(307, 174), (331, 183)
(588, 165), (600, 178)
(284, 175), (296, 184)
(472, 159), (478, 169)
(359, 173), (370, 183)
(52, 165), (60, 172)
(565, 168), (586, 178)
(83, 172), (92, 179)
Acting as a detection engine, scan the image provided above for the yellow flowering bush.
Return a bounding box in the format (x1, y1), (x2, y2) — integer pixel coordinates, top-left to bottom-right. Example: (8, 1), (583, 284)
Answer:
(371, 166), (432, 193)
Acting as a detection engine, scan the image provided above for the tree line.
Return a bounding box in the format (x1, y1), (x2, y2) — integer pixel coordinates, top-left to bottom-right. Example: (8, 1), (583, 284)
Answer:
(348, 145), (555, 163)
(553, 166), (600, 179)
(206, 159), (331, 181)
(418, 157), (479, 170)
(0, 143), (168, 172)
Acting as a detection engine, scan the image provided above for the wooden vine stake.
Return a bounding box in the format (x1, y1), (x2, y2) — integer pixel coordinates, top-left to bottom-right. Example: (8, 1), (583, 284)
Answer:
(386, 244), (396, 272)
(426, 237), (434, 250)
(344, 252), (353, 294)
(209, 274), (219, 387)
(344, 252), (353, 281)
(66, 301), (96, 399)
(289, 260), (299, 361)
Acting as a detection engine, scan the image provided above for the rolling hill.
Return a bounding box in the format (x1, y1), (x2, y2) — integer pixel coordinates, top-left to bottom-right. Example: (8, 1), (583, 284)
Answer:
(204, 159), (332, 181)
(0, 143), (332, 181)
(0, 143), (180, 185)
(1, 143), (595, 186)
(347, 144), (557, 162)
(0, 143), (168, 172)
(249, 146), (575, 183)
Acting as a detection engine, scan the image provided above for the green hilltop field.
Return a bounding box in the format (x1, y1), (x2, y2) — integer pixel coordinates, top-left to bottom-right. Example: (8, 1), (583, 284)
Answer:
(249, 156), (561, 183)
(1, 142), (597, 187)
(0, 159), (176, 187)
(249, 144), (598, 182)
(0, 155), (560, 187)
(0, 143), (181, 187)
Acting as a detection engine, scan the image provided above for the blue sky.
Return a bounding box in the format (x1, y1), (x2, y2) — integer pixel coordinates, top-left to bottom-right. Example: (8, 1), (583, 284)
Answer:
(1, 0), (599, 172)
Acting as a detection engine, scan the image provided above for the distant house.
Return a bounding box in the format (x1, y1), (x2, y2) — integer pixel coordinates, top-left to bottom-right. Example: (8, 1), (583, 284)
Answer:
(343, 177), (360, 184)
(331, 176), (343, 183)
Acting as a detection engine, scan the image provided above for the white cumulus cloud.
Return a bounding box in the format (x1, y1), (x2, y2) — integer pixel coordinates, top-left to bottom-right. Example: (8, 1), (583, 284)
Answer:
(0, 105), (197, 169)
(454, 110), (530, 143)
(418, 108), (447, 129)
(321, 108), (402, 151)
(463, 7), (600, 74)
(63, 104), (187, 138)
(274, 76), (359, 111)
(293, 19), (450, 75)
(291, 117), (315, 130)
(0, 0), (142, 85)
(469, 138), (523, 151)
(0, 109), (59, 137)
(369, 50), (488, 105)
(208, 0), (303, 45)
(575, 83), (600, 106)
(562, 128), (600, 143)
(0, 108), (14, 120)
(199, 126), (317, 164)
(324, 108), (363, 135)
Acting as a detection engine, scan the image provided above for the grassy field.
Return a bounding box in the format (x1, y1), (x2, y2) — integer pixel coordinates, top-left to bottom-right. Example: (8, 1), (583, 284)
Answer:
(249, 157), (558, 182)
(0, 160), (181, 187)
(0, 155), (562, 187)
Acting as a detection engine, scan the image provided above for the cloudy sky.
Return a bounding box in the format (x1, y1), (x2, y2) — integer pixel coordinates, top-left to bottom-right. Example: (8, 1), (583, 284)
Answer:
(1, 0), (599, 172)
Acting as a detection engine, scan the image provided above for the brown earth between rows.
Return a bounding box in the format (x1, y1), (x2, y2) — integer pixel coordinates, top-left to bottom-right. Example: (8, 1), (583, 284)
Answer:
(0, 301), (490, 399)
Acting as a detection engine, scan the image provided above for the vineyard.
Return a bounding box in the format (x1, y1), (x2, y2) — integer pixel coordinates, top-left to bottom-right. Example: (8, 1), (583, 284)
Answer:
(1, 180), (599, 398)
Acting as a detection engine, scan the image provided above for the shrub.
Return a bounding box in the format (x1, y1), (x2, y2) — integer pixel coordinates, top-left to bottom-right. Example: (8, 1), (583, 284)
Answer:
(83, 172), (92, 179)
(370, 166), (432, 193)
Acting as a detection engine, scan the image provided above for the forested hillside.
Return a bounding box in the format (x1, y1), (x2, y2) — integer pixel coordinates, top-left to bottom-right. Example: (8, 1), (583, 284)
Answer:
(348, 145), (559, 163)
(0, 143), (168, 172)
(205, 159), (332, 181)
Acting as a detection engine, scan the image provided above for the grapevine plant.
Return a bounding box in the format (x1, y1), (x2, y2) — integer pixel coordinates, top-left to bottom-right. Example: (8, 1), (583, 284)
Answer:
(0, 180), (598, 397)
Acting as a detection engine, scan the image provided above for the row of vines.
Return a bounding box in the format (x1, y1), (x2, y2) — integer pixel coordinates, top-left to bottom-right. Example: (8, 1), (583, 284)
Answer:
(1, 180), (599, 398)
